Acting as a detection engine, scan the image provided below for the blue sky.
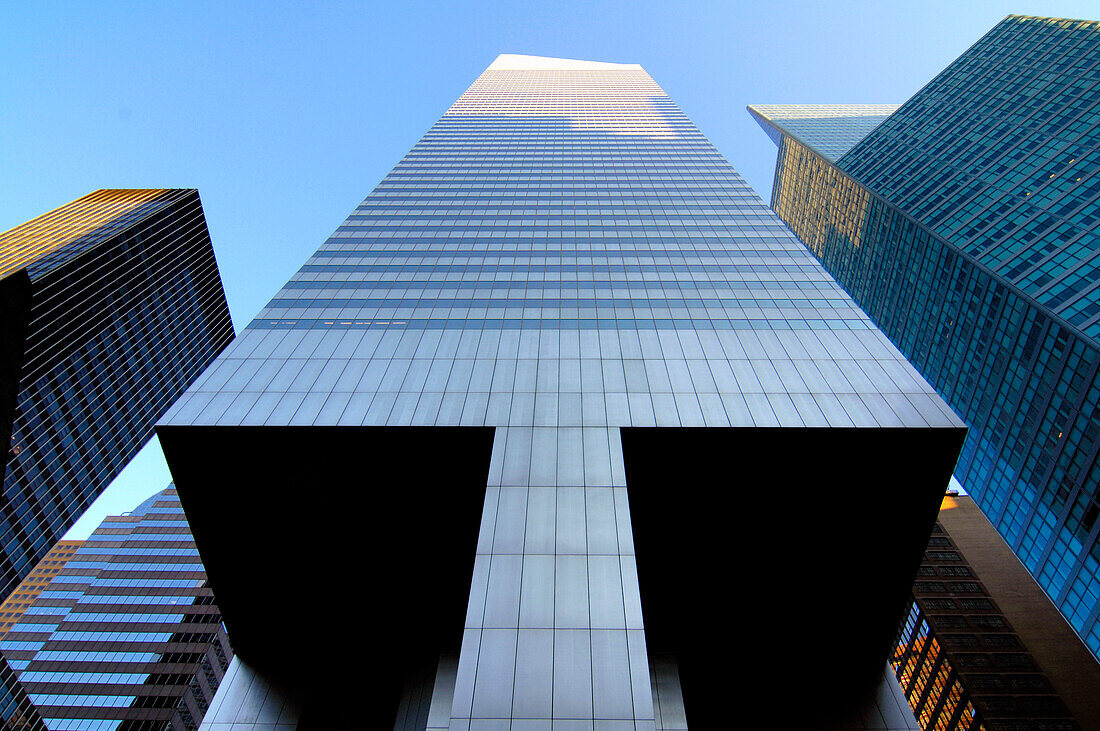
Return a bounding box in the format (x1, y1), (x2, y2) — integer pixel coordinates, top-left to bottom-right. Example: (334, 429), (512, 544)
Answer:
(1, 1), (1095, 536)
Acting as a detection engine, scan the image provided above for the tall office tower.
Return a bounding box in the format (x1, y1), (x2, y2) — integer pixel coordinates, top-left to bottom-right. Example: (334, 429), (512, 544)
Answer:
(0, 188), (234, 730)
(0, 541), (82, 636)
(894, 493), (1100, 730)
(0, 189), (235, 599)
(0, 487), (233, 731)
(750, 14), (1100, 659)
(159, 55), (965, 728)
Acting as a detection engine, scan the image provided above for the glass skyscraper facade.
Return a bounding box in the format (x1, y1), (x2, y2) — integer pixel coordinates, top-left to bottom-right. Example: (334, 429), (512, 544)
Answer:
(0, 542), (83, 637)
(159, 54), (964, 728)
(0, 487), (232, 731)
(892, 493), (1100, 730)
(751, 14), (1100, 660)
(0, 189), (235, 729)
(0, 189), (234, 598)
(748, 104), (899, 162)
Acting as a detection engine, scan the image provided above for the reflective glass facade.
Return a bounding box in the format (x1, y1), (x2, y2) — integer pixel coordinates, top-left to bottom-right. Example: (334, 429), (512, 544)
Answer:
(839, 18), (1100, 334)
(0, 189), (234, 598)
(748, 104), (898, 162)
(160, 54), (964, 728)
(0, 189), (235, 729)
(894, 493), (1100, 731)
(0, 542), (83, 637)
(752, 15), (1100, 659)
(1, 487), (232, 731)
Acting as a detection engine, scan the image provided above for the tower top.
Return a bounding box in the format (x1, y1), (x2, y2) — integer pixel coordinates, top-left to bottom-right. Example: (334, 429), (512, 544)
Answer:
(487, 54), (642, 71)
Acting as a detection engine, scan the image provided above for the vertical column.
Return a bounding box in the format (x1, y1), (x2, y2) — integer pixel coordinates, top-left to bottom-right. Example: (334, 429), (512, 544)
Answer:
(649, 657), (687, 731)
(427, 655), (460, 731)
(451, 426), (655, 729)
(198, 657), (302, 730)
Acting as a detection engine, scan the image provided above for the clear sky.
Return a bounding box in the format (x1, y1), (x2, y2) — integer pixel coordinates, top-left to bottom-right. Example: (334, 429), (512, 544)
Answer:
(1, 0), (1095, 537)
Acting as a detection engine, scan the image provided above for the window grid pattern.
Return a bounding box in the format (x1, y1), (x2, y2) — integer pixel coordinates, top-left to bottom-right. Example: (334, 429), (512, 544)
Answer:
(895, 514), (1080, 730)
(0, 190), (234, 731)
(758, 16), (1100, 661)
(1, 190), (234, 601)
(893, 602), (984, 731)
(1, 488), (231, 731)
(0, 543), (83, 637)
(772, 130), (1100, 660)
(838, 15), (1100, 333)
(748, 104), (899, 162)
(166, 54), (961, 728)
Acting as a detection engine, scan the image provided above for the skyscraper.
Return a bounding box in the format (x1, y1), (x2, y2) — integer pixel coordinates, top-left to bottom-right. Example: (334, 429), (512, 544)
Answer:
(0, 487), (232, 731)
(894, 493), (1100, 730)
(0, 188), (235, 728)
(159, 55), (965, 728)
(0, 541), (82, 637)
(0, 189), (235, 598)
(750, 14), (1100, 658)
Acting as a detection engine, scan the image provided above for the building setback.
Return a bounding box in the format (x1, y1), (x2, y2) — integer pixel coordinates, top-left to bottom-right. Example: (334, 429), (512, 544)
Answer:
(750, 14), (1100, 659)
(0, 487), (232, 731)
(159, 54), (965, 728)
(0, 542), (82, 637)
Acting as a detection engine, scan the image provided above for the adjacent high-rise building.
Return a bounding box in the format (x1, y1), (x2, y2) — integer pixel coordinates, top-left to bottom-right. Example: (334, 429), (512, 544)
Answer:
(0, 189), (235, 728)
(159, 55), (965, 728)
(894, 493), (1100, 730)
(750, 14), (1100, 659)
(0, 542), (82, 637)
(0, 487), (233, 731)
(0, 189), (235, 597)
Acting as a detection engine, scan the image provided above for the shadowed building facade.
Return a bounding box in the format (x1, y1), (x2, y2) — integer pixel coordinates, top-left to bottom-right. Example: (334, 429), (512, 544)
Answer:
(158, 55), (965, 728)
(750, 15), (1100, 660)
(0, 487), (232, 731)
(894, 494), (1100, 730)
(0, 189), (234, 597)
(0, 189), (235, 728)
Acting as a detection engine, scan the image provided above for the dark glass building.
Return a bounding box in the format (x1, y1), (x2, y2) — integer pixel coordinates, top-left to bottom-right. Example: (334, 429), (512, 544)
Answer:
(0, 487), (232, 731)
(0, 189), (235, 728)
(750, 14), (1100, 659)
(159, 55), (965, 728)
(0, 189), (234, 597)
